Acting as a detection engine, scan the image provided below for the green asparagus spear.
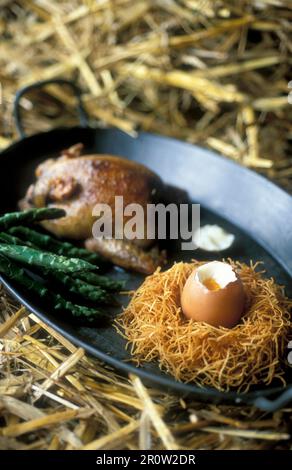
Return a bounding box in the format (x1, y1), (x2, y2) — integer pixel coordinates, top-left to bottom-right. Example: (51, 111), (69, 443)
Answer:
(0, 232), (120, 297)
(50, 270), (114, 304)
(0, 255), (105, 319)
(0, 232), (36, 248)
(72, 271), (124, 292)
(0, 208), (65, 230)
(0, 243), (96, 273)
(8, 226), (106, 267)
(1, 232), (122, 295)
(0, 254), (48, 297)
(54, 298), (105, 319)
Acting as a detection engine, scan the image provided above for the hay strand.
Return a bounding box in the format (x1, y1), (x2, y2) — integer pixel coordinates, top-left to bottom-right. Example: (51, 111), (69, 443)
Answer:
(0, 1), (291, 189)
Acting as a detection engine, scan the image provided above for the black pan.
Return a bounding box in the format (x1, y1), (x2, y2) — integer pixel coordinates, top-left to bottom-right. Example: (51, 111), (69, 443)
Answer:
(1, 79), (292, 411)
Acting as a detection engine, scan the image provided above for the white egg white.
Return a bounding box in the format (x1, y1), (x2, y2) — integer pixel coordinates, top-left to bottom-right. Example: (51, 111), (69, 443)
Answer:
(195, 261), (237, 291)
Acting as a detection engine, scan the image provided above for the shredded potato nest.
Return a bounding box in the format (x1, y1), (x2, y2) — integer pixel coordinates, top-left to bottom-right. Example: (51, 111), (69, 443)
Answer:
(116, 260), (292, 391)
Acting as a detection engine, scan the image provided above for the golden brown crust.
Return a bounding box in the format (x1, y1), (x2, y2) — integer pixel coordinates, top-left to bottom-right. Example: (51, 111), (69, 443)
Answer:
(21, 149), (163, 243)
(85, 237), (166, 274)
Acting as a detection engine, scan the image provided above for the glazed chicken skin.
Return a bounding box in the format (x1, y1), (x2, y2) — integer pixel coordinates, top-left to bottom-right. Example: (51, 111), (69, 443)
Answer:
(19, 144), (165, 273)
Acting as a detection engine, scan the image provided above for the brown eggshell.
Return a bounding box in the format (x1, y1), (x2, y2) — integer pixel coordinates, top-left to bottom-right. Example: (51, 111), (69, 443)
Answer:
(181, 269), (245, 328)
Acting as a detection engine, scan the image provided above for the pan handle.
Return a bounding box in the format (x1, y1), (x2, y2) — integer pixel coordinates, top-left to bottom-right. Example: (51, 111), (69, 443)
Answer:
(14, 78), (89, 138)
(252, 385), (292, 411)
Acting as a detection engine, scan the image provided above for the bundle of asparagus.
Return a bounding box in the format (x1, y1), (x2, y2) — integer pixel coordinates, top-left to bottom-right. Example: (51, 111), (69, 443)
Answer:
(8, 225), (107, 266)
(0, 208), (124, 320)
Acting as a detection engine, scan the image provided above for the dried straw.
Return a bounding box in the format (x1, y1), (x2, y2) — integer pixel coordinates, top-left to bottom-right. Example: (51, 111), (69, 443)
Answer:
(0, 1), (292, 189)
(0, 284), (291, 450)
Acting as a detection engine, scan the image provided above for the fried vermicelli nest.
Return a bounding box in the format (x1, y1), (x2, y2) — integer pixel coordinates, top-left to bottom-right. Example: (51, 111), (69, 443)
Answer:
(115, 260), (292, 391)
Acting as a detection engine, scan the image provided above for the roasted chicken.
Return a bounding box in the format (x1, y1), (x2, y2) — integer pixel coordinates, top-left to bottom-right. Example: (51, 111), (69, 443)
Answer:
(19, 144), (165, 273)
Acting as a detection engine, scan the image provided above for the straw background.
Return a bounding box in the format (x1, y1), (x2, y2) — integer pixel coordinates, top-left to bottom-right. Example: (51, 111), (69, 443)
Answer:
(0, 0), (292, 450)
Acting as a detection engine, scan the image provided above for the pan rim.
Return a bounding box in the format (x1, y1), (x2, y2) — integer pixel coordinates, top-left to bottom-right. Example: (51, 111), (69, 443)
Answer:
(1, 125), (291, 409)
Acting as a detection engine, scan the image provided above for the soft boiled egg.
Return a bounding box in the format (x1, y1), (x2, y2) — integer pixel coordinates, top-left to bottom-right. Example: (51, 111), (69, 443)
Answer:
(181, 261), (245, 328)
